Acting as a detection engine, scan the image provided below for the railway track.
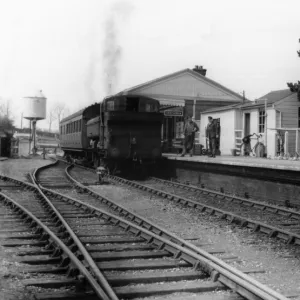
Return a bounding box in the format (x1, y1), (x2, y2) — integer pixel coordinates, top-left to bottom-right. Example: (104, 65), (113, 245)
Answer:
(29, 157), (292, 299)
(0, 175), (113, 300)
(0, 171), (286, 300)
(60, 160), (300, 247)
(105, 175), (300, 246)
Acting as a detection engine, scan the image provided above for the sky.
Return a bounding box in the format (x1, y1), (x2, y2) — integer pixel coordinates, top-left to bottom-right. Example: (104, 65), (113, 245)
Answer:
(0, 0), (299, 130)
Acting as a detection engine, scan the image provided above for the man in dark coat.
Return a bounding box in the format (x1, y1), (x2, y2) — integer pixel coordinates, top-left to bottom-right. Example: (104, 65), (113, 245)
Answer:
(180, 116), (199, 157)
(206, 116), (218, 158)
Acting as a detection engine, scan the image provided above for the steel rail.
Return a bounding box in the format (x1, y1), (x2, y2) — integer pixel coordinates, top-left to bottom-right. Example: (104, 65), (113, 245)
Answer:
(150, 177), (300, 220)
(40, 184), (288, 300)
(32, 167), (119, 300)
(56, 156), (300, 221)
(63, 165), (288, 300)
(109, 174), (300, 246)
(0, 189), (110, 300)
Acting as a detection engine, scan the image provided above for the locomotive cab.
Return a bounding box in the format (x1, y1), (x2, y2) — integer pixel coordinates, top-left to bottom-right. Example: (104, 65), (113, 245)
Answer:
(87, 95), (163, 173)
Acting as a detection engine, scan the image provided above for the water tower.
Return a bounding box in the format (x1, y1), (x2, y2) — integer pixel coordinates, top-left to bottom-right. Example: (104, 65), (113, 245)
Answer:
(23, 90), (47, 155)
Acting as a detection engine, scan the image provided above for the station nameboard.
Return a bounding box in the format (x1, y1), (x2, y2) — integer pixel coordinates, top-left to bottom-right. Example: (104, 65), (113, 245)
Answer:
(164, 110), (183, 117)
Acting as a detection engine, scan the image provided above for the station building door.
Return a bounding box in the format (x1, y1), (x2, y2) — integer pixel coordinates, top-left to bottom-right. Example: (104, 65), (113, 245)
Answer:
(161, 114), (184, 152)
(244, 113), (250, 136)
(213, 118), (221, 155)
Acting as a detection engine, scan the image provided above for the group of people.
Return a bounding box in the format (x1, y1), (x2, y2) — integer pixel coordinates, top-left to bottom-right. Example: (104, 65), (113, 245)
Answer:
(180, 115), (218, 158)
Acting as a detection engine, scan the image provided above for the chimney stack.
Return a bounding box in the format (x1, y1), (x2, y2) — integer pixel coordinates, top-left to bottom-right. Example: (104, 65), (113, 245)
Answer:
(192, 65), (207, 76)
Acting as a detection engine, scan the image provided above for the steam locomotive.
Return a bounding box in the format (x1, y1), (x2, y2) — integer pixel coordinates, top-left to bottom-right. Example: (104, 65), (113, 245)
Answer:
(60, 94), (163, 174)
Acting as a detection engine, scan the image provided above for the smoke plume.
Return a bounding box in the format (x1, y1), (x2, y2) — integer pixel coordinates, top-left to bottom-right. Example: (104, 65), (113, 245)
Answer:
(103, 1), (134, 96)
(84, 51), (97, 103)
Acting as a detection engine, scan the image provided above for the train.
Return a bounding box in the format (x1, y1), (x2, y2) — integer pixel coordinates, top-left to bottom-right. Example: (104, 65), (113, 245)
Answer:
(60, 94), (163, 174)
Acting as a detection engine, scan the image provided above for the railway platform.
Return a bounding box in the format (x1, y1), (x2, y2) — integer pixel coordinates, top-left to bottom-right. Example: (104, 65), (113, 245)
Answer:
(162, 153), (300, 171)
(159, 154), (300, 207)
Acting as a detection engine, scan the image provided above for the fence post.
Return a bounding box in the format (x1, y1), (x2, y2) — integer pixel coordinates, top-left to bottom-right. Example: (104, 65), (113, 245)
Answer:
(284, 131), (289, 156)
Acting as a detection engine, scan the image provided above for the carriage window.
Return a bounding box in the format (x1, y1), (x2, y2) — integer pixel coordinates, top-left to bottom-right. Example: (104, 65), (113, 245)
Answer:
(79, 120), (81, 131)
(145, 104), (151, 112)
(107, 101), (114, 111)
(139, 100), (159, 112)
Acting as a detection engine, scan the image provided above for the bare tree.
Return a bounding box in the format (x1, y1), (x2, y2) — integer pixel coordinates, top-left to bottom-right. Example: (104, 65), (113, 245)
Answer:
(0, 98), (14, 131)
(287, 39), (300, 101)
(54, 103), (66, 124)
(51, 103), (70, 129)
(0, 98), (12, 118)
(47, 110), (57, 132)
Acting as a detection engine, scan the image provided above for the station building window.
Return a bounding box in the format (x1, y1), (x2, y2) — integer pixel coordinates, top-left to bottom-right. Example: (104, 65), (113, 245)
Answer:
(298, 107), (300, 128)
(259, 109), (265, 133)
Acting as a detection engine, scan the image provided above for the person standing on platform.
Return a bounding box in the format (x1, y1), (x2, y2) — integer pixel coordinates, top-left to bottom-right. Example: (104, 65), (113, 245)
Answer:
(206, 116), (218, 158)
(242, 134), (254, 156)
(181, 116), (199, 157)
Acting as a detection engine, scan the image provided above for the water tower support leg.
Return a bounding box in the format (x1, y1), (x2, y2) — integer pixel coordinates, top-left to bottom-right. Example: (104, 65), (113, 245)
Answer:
(32, 120), (37, 155)
(29, 120), (32, 155)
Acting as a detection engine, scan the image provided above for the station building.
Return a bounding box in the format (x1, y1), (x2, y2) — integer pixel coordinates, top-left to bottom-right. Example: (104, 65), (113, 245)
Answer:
(201, 89), (300, 157)
(117, 66), (244, 153)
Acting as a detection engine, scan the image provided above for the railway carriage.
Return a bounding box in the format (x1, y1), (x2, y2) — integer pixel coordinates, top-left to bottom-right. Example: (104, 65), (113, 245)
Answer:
(60, 95), (163, 174)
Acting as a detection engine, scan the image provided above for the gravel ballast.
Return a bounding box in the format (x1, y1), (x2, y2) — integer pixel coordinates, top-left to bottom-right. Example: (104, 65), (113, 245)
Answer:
(87, 180), (300, 297)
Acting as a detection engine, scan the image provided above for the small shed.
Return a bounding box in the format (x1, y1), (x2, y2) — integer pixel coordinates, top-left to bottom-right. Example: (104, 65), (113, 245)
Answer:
(201, 103), (244, 155)
(201, 89), (300, 157)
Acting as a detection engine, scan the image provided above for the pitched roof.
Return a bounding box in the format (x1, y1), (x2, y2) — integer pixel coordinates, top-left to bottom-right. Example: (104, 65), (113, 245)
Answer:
(202, 101), (250, 114)
(117, 68), (245, 101)
(201, 89), (295, 114)
(241, 89), (293, 109)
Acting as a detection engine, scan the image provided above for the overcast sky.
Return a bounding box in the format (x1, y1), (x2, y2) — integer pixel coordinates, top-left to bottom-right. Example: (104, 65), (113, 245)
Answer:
(0, 0), (299, 129)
